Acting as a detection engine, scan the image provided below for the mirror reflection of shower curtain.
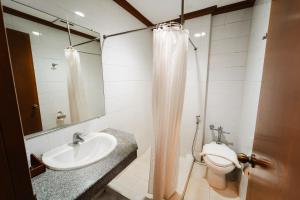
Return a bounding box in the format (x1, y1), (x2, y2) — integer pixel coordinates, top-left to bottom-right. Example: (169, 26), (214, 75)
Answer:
(149, 25), (189, 200)
(65, 47), (88, 123)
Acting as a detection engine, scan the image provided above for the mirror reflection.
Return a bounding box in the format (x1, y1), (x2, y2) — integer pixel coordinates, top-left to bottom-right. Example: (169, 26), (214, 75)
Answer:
(3, 5), (105, 136)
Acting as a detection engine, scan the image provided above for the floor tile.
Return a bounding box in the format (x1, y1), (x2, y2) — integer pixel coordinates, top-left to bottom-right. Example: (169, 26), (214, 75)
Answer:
(183, 163), (240, 200)
(184, 187), (210, 200)
(95, 187), (129, 200)
(210, 187), (239, 200)
(109, 149), (193, 200)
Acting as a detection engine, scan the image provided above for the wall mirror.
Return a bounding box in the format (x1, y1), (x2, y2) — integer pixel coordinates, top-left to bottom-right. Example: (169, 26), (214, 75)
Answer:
(3, 1), (105, 138)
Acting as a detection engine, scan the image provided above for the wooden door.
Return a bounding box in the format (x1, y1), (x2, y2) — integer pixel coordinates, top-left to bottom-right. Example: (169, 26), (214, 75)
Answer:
(6, 28), (42, 135)
(246, 0), (300, 199)
(0, 4), (35, 199)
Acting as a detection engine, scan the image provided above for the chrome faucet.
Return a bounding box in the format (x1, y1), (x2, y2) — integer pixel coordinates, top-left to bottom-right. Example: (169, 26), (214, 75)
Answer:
(73, 132), (85, 145)
(209, 125), (230, 144)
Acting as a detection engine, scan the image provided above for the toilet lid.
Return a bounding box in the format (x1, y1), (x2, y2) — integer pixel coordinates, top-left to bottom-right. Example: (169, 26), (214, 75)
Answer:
(206, 154), (233, 167)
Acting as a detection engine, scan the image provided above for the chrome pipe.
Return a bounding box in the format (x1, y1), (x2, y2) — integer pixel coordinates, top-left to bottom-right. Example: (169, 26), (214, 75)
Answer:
(181, 0), (185, 25)
(66, 21), (72, 46)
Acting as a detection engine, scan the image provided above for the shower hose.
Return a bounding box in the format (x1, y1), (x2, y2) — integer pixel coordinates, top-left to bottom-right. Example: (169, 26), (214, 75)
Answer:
(192, 115), (202, 163)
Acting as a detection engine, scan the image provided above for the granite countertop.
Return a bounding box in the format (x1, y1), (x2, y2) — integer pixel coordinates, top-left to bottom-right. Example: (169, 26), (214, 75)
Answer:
(31, 128), (138, 200)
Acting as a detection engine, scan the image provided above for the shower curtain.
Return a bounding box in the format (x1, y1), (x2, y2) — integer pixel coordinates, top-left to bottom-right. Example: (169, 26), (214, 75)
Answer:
(149, 25), (189, 200)
(65, 47), (88, 123)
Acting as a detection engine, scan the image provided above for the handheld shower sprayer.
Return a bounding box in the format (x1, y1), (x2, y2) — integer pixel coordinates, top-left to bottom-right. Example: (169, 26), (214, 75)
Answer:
(196, 115), (200, 125)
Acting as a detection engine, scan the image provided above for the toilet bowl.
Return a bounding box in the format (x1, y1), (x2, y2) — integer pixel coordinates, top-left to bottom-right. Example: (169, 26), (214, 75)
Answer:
(203, 154), (235, 189)
(201, 142), (240, 190)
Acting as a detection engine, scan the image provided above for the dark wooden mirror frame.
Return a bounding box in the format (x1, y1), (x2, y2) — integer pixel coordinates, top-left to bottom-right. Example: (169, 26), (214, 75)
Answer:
(0, 2), (35, 199)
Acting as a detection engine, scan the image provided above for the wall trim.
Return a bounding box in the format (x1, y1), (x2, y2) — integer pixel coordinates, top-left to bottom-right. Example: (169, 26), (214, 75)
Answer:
(113, 0), (154, 26)
(213, 0), (256, 15)
(113, 0), (256, 26)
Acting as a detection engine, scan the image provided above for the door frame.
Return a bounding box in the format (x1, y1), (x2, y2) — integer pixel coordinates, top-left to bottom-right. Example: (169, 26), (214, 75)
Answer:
(0, 3), (35, 199)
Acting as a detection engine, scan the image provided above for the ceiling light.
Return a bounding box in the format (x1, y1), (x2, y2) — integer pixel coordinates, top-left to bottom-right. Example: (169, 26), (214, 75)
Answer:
(32, 31), (42, 36)
(194, 32), (206, 38)
(74, 11), (85, 17)
(194, 33), (202, 38)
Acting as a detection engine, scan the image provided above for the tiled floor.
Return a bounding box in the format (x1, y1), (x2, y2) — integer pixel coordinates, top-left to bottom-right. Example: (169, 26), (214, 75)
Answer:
(106, 152), (239, 200)
(184, 163), (240, 200)
(95, 188), (129, 200)
(108, 149), (193, 200)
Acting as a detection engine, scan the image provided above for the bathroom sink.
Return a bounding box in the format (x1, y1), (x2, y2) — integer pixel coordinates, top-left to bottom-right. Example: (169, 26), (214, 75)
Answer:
(42, 132), (117, 170)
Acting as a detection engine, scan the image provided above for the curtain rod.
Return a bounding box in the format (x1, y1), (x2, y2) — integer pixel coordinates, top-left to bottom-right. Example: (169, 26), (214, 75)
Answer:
(103, 26), (154, 39)
(71, 37), (100, 47)
(181, 0), (185, 25)
(67, 21), (72, 46)
(102, 0), (197, 51)
(74, 0), (197, 51)
(77, 50), (101, 56)
(103, 26), (198, 51)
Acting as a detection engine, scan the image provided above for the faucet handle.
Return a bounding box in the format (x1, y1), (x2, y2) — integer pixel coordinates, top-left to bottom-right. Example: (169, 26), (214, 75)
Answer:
(209, 124), (215, 130)
(73, 132), (84, 140)
(73, 132), (85, 144)
(217, 126), (230, 134)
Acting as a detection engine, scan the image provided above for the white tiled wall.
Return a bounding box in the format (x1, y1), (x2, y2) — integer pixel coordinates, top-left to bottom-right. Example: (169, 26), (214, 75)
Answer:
(237, 0), (271, 155)
(181, 15), (212, 157)
(238, 1), (271, 199)
(205, 8), (253, 150)
(103, 31), (153, 156)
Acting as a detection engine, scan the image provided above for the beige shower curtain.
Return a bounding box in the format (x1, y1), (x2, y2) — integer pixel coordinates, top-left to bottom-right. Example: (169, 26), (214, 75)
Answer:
(65, 47), (88, 123)
(149, 24), (189, 200)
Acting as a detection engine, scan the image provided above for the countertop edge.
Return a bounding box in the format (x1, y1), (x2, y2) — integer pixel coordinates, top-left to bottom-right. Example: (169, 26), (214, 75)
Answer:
(31, 129), (138, 200)
(78, 150), (137, 200)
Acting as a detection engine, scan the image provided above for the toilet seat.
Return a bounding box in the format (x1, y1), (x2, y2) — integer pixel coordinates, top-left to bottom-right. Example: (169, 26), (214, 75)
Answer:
(206, 154), (232, 168)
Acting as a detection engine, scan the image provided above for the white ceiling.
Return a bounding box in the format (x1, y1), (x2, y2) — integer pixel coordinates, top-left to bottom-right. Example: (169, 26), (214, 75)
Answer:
(127, 0), (245, 23)
(2, 0), (245, 33)
(2, 0), (145, 34)
(2, 0), (102, 36)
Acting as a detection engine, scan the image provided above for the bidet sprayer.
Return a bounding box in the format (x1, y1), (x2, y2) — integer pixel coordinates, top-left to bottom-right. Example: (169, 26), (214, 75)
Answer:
(196, 115), (201, 125)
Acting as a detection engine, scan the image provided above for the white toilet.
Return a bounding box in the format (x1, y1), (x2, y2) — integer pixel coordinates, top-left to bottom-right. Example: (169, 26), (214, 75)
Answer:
(201, 142), (241, 189)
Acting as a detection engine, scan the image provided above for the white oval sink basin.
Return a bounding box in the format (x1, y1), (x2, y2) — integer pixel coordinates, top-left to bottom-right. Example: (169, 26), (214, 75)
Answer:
(42, 132), (117, 170)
